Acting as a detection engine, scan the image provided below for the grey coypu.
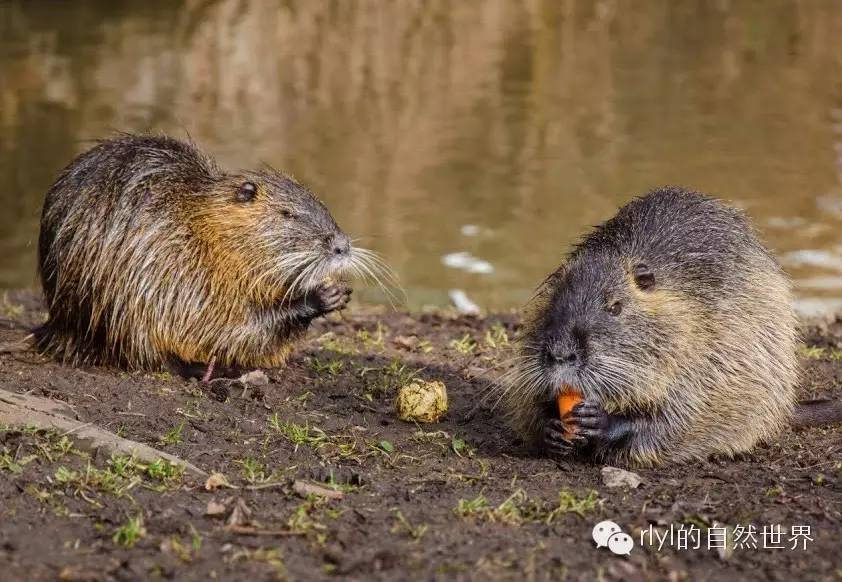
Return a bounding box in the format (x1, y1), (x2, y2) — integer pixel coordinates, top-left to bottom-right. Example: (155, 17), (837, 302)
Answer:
(501, 186), (842, 467)
(35, 134), (392, 377)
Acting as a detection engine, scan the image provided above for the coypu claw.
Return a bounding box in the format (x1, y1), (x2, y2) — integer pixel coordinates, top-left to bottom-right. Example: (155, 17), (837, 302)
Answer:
(543, 419), (586, 457)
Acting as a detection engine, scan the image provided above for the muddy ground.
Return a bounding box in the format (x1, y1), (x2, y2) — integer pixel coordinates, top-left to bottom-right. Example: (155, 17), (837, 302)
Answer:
(0, 290), (840, 581)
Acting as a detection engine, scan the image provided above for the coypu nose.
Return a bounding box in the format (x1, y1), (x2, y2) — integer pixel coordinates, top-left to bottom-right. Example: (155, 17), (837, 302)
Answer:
(331, 235), (351, 256)
(547, 344), (579, 365)
(545, 326), (587, 367)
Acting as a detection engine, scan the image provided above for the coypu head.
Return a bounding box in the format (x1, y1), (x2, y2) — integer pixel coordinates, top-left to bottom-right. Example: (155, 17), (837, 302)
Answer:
(188, 169), (384, 303)
(527, 252), (686, 411)
(516, 187), (777, 413)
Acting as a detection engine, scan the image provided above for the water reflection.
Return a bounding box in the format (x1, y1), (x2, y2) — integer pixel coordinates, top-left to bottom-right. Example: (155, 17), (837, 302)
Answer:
(2, 0), (842, 314)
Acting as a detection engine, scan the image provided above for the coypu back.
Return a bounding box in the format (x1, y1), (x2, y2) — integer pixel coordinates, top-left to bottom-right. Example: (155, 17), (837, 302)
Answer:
(38, 135), (218, 366)
(36, 134), (382, 373)
(504, 186), (800, 466)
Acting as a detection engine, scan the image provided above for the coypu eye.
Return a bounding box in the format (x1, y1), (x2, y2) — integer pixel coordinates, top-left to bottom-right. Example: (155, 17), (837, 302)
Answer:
(281, 210), (292, 218)
(607, 301), (622, 316)
(633, 263), (655, 290)
(236, 182), (257, 203)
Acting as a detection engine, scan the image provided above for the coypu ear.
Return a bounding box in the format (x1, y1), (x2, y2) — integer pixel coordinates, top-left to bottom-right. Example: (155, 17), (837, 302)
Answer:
(633, 263), (655, 290)
(236, 181), (257, 203)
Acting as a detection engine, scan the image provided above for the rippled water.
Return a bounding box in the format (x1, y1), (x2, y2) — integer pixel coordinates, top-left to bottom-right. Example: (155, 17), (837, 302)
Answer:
(2, 1), (842, 315)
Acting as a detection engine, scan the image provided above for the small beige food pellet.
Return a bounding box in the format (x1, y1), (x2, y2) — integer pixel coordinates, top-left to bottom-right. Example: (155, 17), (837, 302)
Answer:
(395, 380), (448, 423)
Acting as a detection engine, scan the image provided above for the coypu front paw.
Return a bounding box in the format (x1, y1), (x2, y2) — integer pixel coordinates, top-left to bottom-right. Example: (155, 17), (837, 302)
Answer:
(309, 280), (352, 316)
(543, 418), (587, 457)
(565, 400), (631, 452)
(565, 400), (609, 437)
(286, 282), (352, 327)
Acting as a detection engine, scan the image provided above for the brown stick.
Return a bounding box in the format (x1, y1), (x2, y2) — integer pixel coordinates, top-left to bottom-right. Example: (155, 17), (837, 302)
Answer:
(225, 525), (305, 537)
(0, 388), (207, 477)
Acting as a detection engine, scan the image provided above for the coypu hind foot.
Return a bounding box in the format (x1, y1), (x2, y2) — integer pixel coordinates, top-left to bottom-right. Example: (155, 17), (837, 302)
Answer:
(502, 186), (842, 467)
(170, 359), (241, 381)
(35, 134), (389, 375)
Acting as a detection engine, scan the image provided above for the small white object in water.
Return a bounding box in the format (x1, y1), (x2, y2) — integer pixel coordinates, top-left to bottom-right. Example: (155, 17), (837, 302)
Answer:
(441, 252), (494, 274)
(460, 224), (480, 236)
(781, 250), (842, 271)
(765, 216), (807, 229)
(816, 195), (842, 217)
(448, 289), (481, 315)
(795, 276), (842, 290)
(793, 298), (842, 318)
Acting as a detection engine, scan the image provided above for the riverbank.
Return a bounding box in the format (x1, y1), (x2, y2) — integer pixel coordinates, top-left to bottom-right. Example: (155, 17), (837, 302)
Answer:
(1, 291), (840, 581)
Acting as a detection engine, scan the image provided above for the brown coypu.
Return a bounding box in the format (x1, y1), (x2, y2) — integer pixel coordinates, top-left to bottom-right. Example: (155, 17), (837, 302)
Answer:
(502, 186), (842, 467)
(35, 134), (390, 377)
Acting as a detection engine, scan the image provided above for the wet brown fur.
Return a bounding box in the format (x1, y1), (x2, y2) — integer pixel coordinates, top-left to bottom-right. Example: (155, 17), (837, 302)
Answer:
(35, 134), (374, 373)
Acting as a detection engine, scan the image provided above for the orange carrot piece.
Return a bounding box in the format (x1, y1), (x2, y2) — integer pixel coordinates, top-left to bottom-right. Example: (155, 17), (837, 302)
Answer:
(557, 386), (583, 437)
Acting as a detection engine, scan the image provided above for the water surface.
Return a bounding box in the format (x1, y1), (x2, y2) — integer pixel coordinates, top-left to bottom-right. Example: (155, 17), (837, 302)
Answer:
(2, 1), (842, 314)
